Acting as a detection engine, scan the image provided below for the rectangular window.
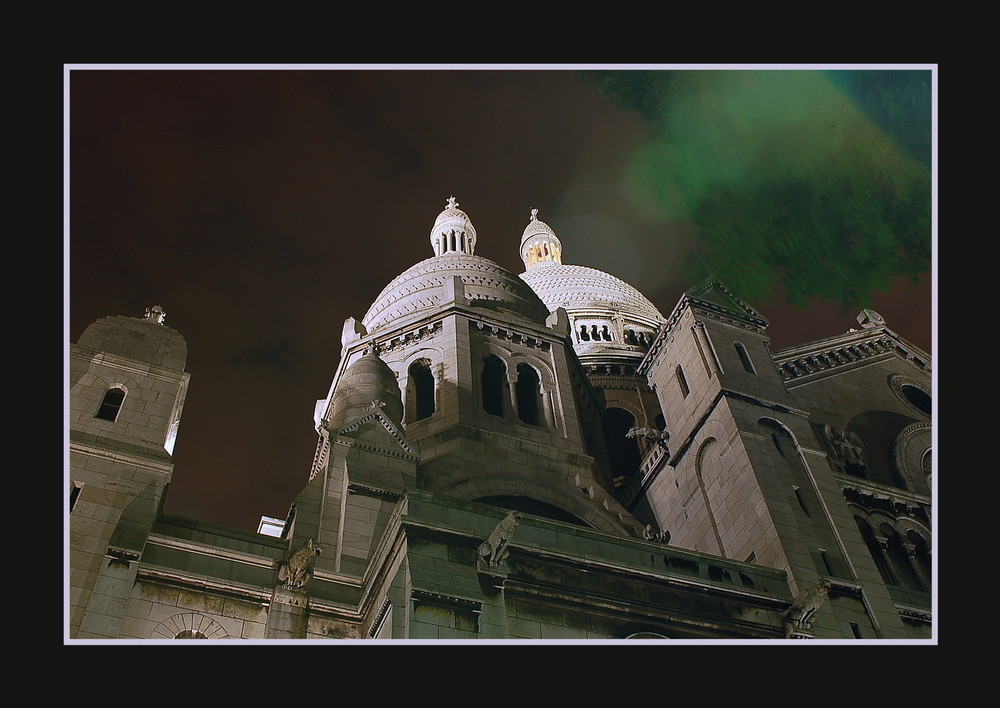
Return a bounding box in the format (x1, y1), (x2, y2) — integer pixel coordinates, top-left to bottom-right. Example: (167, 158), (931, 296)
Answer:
(70, 482), (83, 512)
(676, 365), (690, 398)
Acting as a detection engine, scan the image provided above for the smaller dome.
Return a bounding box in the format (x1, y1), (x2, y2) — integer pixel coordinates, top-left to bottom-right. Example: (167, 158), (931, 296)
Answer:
(327, 354), (403, 430)
(430, 196), (477, 256)
(520, 208), (562, 270)
(520, 209), (558, 248)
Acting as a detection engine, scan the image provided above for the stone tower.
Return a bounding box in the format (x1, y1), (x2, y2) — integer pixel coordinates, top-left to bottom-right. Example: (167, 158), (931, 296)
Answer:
(638, 279), (932, 638)
(68, 306), (189, 638)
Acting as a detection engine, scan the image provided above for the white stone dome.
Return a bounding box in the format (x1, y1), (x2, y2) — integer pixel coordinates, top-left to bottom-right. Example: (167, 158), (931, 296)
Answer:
(519, 263), (665, 324)
(362, 253), (551, 333)
(521, 262), (665, 363)
(327, 353), (404, 430)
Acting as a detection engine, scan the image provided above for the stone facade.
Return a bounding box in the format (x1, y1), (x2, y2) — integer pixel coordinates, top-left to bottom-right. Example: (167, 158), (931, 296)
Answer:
(67, 200), (933, 641)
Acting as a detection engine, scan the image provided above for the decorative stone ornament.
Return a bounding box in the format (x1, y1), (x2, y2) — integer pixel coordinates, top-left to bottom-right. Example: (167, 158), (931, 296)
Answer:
(478, 511), (522, 568)
(143, 305), (166, 324)
(278, 539), (322, 589)
(783, 578), (832, 638)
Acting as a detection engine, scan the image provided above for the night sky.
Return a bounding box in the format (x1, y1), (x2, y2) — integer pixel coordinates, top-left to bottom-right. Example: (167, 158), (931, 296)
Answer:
(66, 65), (934, 531)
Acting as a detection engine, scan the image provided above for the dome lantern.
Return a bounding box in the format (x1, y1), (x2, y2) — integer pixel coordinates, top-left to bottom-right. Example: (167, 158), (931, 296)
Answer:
(520, 208), (562, 270)
(430, 196), (477, 256)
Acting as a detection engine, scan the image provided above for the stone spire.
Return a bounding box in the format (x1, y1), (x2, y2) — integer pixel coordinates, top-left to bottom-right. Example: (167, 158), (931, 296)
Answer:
(430, 196), (477, 256)
(520, 208), (562, 270)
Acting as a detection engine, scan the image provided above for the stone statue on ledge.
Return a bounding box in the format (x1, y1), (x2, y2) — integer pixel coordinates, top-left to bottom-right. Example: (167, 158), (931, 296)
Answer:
(278, 539), (322, 589)
(478, 511), (522, 568)
(783, 578), (831, 636)
(627, 426), (670, 450)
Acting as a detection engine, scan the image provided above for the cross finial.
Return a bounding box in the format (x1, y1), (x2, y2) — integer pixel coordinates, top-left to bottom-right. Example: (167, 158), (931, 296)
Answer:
(530, 207), (538, 221)
(447, 195), (459, 209)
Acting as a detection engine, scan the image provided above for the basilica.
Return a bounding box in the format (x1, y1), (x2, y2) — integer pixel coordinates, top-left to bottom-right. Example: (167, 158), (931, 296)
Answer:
(67, 197), (933, 641)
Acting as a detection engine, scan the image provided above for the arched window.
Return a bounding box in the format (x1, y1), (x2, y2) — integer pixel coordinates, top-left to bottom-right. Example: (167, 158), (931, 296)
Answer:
(407, 359), (435, 422)
(879, 522), (924, 591)
(906, 528), (932, 585)
(515, 363), (542, 426)
(95, 386), (126, 421)
(761, 417), (848, 578)
(604, 407), (642, 486)
(675, 365), (690, 398)
(482, 355), (507, 417)
(855, 515), (896, 586)
(735, 342), (756, 374)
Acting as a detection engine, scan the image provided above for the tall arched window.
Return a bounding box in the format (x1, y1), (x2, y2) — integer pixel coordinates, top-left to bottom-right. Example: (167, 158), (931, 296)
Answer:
(879, 522), (924, 591)
(407, 359), (435, 422)
(735, 342), (756, 374)
(761, 417), (848, 578)
(95, 386), (126, 421)
(482, 355), (507, 417)
(906, 528), (932, 586)
(675, 365), (690, 398)
(604, 407), (642, 486)
(855, 515), (896, 586)
(515, 363), (542, 426)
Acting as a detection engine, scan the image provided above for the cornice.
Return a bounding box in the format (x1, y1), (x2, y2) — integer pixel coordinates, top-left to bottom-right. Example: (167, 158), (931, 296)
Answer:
(69, 436), (174, 476)
(774, 328), (930, 385)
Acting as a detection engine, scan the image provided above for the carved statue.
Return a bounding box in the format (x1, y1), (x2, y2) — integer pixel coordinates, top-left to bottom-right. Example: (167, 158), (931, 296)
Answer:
(278, 539), (322, 589)
(627, 426), (670, 450)
(144, 305), (166, 324)
(784, 578), (831, 631)
(643, 524), (669, 543)
(825, 425), (866, 474)
(478, 511), (522, 567)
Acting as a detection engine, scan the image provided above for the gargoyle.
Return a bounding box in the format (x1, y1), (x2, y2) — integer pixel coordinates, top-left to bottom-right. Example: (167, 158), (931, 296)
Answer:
(784, 578), (832, 630)
(278, 538), (322, 589)
(478, 511), (522, 567)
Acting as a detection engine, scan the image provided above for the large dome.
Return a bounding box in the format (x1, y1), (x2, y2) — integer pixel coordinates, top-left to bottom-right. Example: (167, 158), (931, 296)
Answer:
(519, 262), (665, 324)
(362, 253), (551, 333)
(520, 262), (665, 363)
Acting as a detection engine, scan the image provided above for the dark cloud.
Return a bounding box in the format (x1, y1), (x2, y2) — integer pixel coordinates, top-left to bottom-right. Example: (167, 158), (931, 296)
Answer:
(586, 69), (932, 311)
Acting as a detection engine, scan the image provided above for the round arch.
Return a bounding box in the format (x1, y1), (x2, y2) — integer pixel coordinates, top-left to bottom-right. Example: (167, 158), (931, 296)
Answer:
(150, 612), (230, 640)
(440, 477), (629, 535)
(893, 422), (932, 495)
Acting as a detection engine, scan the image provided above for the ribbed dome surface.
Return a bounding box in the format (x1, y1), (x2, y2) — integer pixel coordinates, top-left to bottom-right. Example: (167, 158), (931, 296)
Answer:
(328, 354), (404, 430)
(362, 253), (551, 332)
(519, 263), (665, 323)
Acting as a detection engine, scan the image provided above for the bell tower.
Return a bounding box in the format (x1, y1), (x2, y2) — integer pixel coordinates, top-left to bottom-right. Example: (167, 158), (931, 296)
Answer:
(69, 306), (190, 638)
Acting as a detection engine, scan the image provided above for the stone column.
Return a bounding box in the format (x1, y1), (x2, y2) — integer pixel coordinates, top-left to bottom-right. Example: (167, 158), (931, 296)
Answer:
(264, 586), (310, 639)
